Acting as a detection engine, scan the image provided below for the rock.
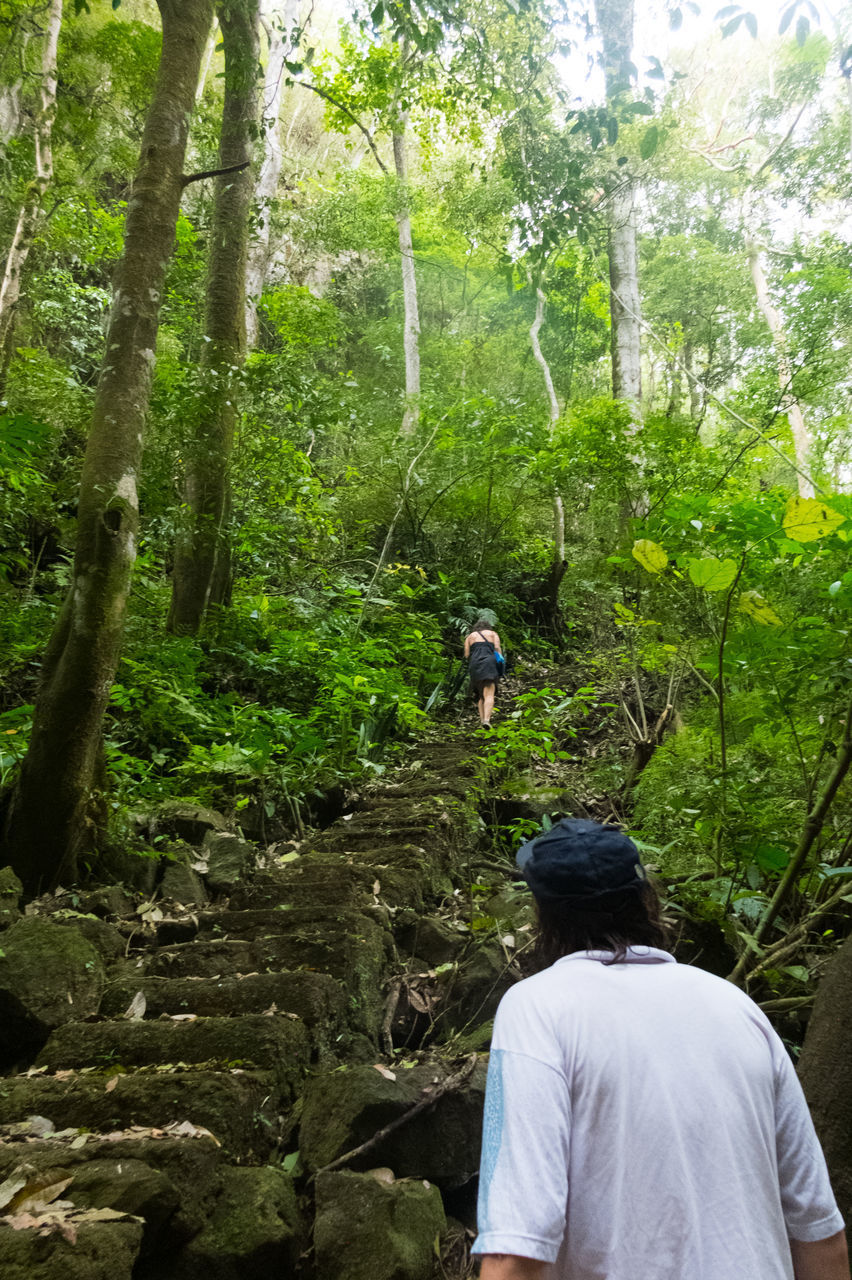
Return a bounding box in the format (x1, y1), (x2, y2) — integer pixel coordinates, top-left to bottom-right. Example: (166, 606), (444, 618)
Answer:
(53, 916), (126, 962)
(0, 917), (105, 1068)
(152, 803), (230, 846)
(300, 1058), (487, 1188)
(74, 886), (137, 919)
(202, 832), (256, 894)
(314, 1169), (445, 1280)
(394, 913), (467, 967)
(0, 1216), (144, 1279)
(167, 1166), (303, 1279)
(160, 862), (208, 908)
(67, 1157), (179, 1250)
(430, 942), (514, 1039)
(0, 865), (23, 929)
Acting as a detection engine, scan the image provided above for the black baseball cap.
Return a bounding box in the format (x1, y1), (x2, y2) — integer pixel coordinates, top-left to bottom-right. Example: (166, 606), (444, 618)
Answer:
(516, 818), (647, 907)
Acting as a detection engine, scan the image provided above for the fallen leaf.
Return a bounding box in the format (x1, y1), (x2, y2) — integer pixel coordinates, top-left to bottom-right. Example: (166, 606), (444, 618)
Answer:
(372, 1064), (396, 1081)
(105, 1077), (119, 1093)
(9, 1176), (74, 1215)
(373, 880), (381, 895)
(407, 988), (432, 1014)
(122, 991), (147, 1021)
(0, 1174), (28, 1212)
(261, 1003), (278, 1016)
(367, 1167), (395, 1184)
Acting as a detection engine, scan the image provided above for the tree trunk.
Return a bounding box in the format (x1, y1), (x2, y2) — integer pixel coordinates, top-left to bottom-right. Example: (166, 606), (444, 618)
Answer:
(0, 0), (62, 388)
(393, 123), (421, 437)
(606, 177), (642, 408)
(245, 0), (299, 349)
(746, 238), (815, 498)
(1, 0), (215, 893)
(798, 933), (852, 1222)
(168, 0), (261, 635)
(594, 0), (642, 415)
(528, 281), (565, 564)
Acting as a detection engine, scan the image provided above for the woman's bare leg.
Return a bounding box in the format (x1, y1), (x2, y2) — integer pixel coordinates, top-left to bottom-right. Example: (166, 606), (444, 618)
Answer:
(481, 683), (496, 725)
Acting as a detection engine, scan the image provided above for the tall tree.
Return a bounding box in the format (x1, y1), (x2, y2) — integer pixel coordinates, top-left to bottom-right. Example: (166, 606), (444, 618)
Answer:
(245, 0), (300, 349)
(594, 0), (642, 411)
(168, 0), (262, 634)
(307, 30), (423, 437)
(746, 234), (815, 497)
(0, 0), (62, 390)
(1, 0), (215, 892)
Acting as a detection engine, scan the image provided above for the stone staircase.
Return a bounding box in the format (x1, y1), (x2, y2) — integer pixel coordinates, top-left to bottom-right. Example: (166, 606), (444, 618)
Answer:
(0, 729), (510, 1280)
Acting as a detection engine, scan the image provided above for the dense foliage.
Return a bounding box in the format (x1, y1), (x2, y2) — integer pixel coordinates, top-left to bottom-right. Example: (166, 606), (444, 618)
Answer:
(0, 0), (850, 1010)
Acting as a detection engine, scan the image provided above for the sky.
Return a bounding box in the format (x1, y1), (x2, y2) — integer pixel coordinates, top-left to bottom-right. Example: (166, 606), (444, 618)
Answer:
(561, 0), (823, 103)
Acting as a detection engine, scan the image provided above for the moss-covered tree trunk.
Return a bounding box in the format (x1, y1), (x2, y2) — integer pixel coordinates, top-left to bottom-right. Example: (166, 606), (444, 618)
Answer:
(1, 0), (215, 893)
(168, 0), (261, 634)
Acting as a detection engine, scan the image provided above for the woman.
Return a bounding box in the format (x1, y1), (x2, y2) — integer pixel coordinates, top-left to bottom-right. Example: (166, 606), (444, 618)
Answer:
(463, 618), (504, 729)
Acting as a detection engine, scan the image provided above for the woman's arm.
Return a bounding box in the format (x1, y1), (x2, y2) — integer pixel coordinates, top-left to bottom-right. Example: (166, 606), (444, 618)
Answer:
(790, 1231), (850, 1280)
(463, 634), (472, 659)
(479, 1256), (549, 1280)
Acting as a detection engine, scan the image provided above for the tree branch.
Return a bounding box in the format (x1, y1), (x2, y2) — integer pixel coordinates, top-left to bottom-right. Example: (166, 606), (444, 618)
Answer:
(298, 80), (388, 174)
(181, 160), (250, 187)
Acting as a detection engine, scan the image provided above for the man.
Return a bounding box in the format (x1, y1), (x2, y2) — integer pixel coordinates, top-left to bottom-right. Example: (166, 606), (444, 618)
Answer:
(473, 819), (848, 1280)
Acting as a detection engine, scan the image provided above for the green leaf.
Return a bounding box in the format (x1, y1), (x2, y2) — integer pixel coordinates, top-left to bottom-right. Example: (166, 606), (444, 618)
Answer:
(744, 11), (757, 36)
(782, 965), (809, 983)
(640, 125), (659, 160)
(755, 844), (789, 874)
(721, 14), (746, 36)
(687, 557), (738, 592)
(738, 590), (782, 626)
(796, 13), (810, 43)
(782, 496), (845, 542)
(632, 539), (668, 574)
(669, 7), (683, 30)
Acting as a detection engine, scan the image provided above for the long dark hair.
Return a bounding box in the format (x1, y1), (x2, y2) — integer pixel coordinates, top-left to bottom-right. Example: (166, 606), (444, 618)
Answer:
(531, 880), (670, 970)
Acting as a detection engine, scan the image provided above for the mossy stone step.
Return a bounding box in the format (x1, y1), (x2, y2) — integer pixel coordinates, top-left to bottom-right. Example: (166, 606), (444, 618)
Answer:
(146, 911), (389, 1036)
(99, 971), (346, 1046)
(37, 1014), (309, 1097)
(305, 844), (453, 907)
(0, 1069), (279, 1158)
(194, 905), (380, 939)
(0, 1215), (144, 1280)
(149, 1165), (303, 1280)
(145, 939), (254, 980)
(0, 1132), (224, 1255)
(228, 864), (378, 911)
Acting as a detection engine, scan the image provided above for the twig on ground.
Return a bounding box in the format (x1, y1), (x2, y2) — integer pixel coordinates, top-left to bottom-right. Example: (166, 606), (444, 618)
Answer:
(381, 978), (402, 1056)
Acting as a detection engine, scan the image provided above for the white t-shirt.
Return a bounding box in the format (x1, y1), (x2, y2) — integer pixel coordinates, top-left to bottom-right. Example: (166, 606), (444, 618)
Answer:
(473, 948), (843, 1280)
